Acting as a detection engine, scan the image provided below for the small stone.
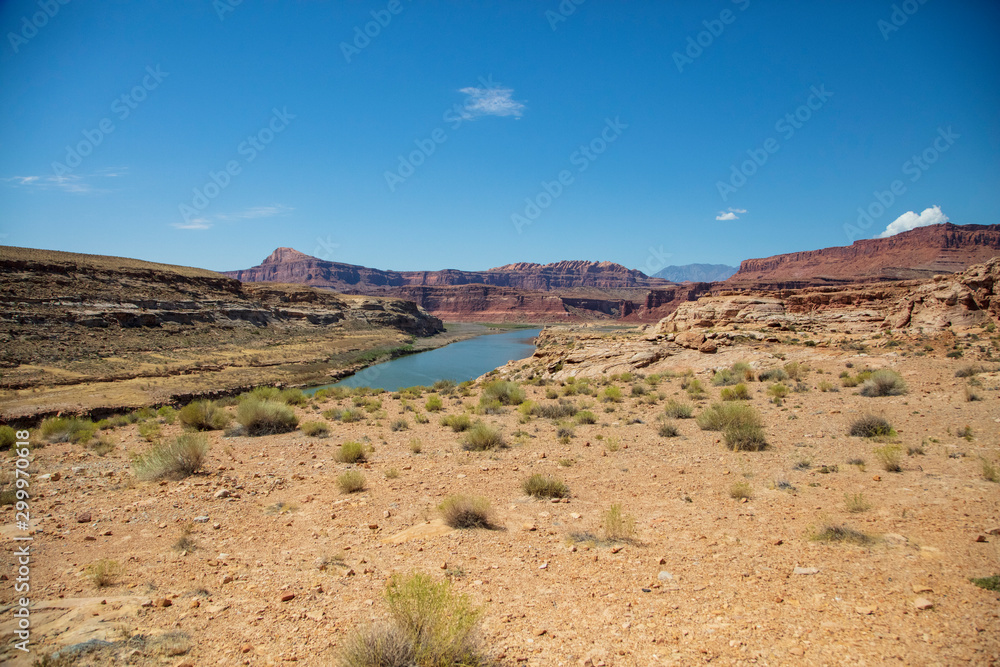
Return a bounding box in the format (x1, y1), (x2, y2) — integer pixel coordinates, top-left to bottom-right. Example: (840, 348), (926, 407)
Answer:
(214, 489), (231, 499)
(610, 546), (623, 554)
(773, 539), (784, 546)
(368, 523), (378, 530)
(440, 562), (448, 570)
(76, 512), (92, 523)
(522, 523), (537, 532)
(212, 522), (221, 530)
(156, 598), (172, 608)
(855, 606), (875, 615)
(912, 584), (933, 594)
(658, 557), (667, 565)
(190, 600), (200, 608)
(657, 571), (674, 581)
(539, 562), (548, 569)
(793, 567), (819, 576)
(913, 597), (933, 610)
(788, 647), (804, 656)
(241, 644), (253, 654)
(280, 593), (296, 602)
(84, 536), (96, 542)
(533, 628), (547, 636)
(974, 535), (987, 543)
(221, 575), (234, 585)
(192, 516), (209, 523)
(383, 510), (391, 518)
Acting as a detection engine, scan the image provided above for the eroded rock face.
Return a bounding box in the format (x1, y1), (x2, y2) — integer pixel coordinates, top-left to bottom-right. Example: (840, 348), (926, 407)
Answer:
(726, 223), (1000, 287)
(881, 257), (1000, 330)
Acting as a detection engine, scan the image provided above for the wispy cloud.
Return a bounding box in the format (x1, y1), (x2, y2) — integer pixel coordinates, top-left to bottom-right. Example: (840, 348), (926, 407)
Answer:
(458, 80), (525, 119)
(715, 207), (746, 221)
(171, 204), (293, 230)
(1, 167), (127, 194)
(877, 205), (948, 238)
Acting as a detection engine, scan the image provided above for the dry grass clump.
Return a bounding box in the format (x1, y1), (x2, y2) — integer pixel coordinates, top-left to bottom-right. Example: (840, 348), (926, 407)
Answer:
(848, 414), (895, 438)
(845, 492), (872, 513)
(874, 445), (903, 472)
(178, 400), (231, 431)
(720, 383), (751, 401)
(522, 474), (569, 498)
(425, 395), (444, 412)
(663, 399), (693, 419)
(0, 425), (18, 450)
(441, 414), (472, 432)
(729, 481), (753, 500)
(300, 421), (330, 437)
(970, 574), (1000, 592)
(600, 385), (623, 403)
(657, 421), (680, 438)
(335, 441), (367, 464)
(697, 402), (766, 451)
(479, 380), (525, 406)
(85, 558), (123, 588)
(757, 367), (788, 382)
(390, 418), (409, 432)
(461, 422), (504, 451)
(601, 503), (636, 542)
(440, 495), (496, 529)
(811, 525), (876, 546)
(575, 410), (598, 424)
(724, 423), (768, 451)
(981, 457), (999, 483)
(859, 369), (907, 397)
(236, 399), (299, 435)
(964, 385), (982, 402)
(337, 470), (366, 493)
(132, 434), (208, 481)
(530, 401), (578, 419)
(340, 573), (487, 667)
(40, 416), (97, 444)
(712, 362), (754, 386)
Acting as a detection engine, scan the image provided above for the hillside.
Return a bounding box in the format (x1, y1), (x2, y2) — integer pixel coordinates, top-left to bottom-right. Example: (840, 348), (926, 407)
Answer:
(727, 223), (1000, 287)
(653, 263), (738, 283)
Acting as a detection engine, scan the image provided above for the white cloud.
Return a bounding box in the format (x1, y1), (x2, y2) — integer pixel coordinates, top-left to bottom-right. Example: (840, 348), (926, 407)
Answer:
(715, 207), (746, 221)
(458, 81), (525, 119)
(877, 205), (949, 238)
(2, 168), (126, 194)
(172, 204), (293, 231)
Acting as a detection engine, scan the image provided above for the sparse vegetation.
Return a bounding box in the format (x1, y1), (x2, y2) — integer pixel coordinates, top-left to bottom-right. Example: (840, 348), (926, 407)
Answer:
(461, 422), (504, 451)
(441, 414), (472, 432)
(663, 399), (693, 419)
(0, 425), (18, 450)
(337, 470), (366, 493)
(390, 418), (409, 432)
(811, 525), (875, 546)
(657, 422), (680, 438)
(758, 368), (788, 382)
(575, 410), (598, 424)
(85, 559), (123, 588)
(425, 395), (444, 412)
(729, 481), (752, 500)
(981, 457), (999, 483)
(480, 380), (525, 406)
(132, 434), (208, 481)
(874, 445), (903, 472)
(970, 575), (1000, 592)
(600, 386), (623, 403)
(849, 414), (895, 438)
(40, 416), (97, 444)
(720, 383), (751, 401)
(712, 362), (754, 386)
(696, 402), (761, 432)
(440, 495), (495, 529)
(236, 399), (299, 436)
(178, 400), (231, 431)
(845, 492), (872, 513)
(859, 369), (907, 397)
(522, 474), (569, 498)
(301, 421), (330, 437)
(335, 441), (367, 464)
(601, 503), (636, 542)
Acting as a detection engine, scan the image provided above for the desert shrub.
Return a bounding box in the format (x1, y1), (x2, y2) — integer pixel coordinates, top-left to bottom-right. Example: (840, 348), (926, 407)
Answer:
(425, 395), (444, 412)
(278, 388), (308, 406)
(335, 441), (367, 464)
(432, 379), (457, 394)
(811, 525), (875, 546)
(946, 349), (963, 358)
(729, 481), (753, 500)
(88, 436), (116, 456)
(522, 474), (569, 499)
(981, 457), (999, 483)
(720, 383), (751, 401)
(696, 402), (761, 432)
(682, 377), (706, 397)
(859, 369), (907, 397)
(441, 414), (472, 432)
(301, 421), (330, 437)
(970, 575), (1000, 592)
(964, 385), (982, 402)
(531, 401), (578, 419)
(657, 422), (679, 438)
(461, 422), (504, 451)
(601, 503), (636, 542)
(337, 470), (366, 493)
(390, 418), (409, 432)
(556, 426), (574, 443)
(40, 417), (96, 444)
(137, 421), (161, 443)
(440, 495), (495, 529)
(236, 399), (299, 436)
(479, 380), (525, 406)
(575, 410), (597, 424)
(339, 408), (363, 423)
(712, 363), (753, 386)
(0, 426), (17, 450)
(157, 406), (177, 424)
(178, 400), (230, 431)
(783, 362), (808, 381)
(849, 414), (895, 438)
(409, 438), (422, 454)
(818, 380), (836, 392)
(874, 445), (903, 472)
(724, 423), (768, 451)
(413, 412), (429, 424)
(241, 386), (282, 402)
(758, 367), (788, 382)
(85, 559), (123, 588)
(955, 364), (985, 378)
(663, 399), (693, 419)
(340, 624), (416, 667)
(133, 434), (208, 481)
(767, 383), (789, 402)
(600, 386), (623, 403)
(845, 492), (871, 513)
(630, 383), (647, 397)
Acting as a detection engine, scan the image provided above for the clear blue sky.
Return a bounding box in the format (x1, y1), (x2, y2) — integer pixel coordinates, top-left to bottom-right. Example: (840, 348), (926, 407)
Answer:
(1, 0), (998, 273)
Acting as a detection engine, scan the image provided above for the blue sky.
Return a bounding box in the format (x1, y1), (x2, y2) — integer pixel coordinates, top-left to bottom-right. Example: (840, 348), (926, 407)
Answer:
(1, 0), (998, 274)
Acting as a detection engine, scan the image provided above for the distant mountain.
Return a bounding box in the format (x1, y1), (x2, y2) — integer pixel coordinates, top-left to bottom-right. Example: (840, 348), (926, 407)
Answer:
(726, 223), (1000, 287)
(652, 264), (738, 283)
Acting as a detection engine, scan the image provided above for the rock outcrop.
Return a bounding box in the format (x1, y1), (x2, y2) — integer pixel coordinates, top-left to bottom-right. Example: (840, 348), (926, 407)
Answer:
(727, 223), (1000, 287)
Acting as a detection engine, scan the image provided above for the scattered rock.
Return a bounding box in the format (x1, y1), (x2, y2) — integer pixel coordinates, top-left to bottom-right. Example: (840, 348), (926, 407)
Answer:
(76, 512), (92, 523)
(793, 567), (819, 576)
(913, 597), (934, 610)
(214, 489), (231, 499)
(280, 593), (296, 602)
(192, 516), (209, 524)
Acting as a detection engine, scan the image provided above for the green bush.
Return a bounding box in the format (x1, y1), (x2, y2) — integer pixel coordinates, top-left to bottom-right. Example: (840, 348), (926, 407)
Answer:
(575, 410), (598, 424)
(178, 400), (231, 431)
(600, 386), (622, 403)
(696, 402), (761, 432)
(712, 362), (753, 386)
(479, 380), (525, 406)
(663, 399), (693, 419)
(425, 395), (444, 412)
(440, 495), (495, 529)
(970, 574), (1000, 592)
(133, 434), (208, 481)
(757, 368), (788, 382)
(441, 414), (472, 432)
(0, 426), (17, 450)
(767, 383), (789, 401)
(859, 369), (907, 397)
(522, 474), (569, 498)
(335, 441), (367, 464)
(337, 470), (366, 493)
(137, 421), (161, 443)
(720, 383), (750, 401)
(236, 399), (299, 436)
(156, 406), (177, 424)
(40, 417), (96, 444)
(461, 422), (504, 451)
(301, 421), (330, 437)
(657, 421), (680, 438)
(279, 388), (309, 406)
(849, 414), (895, 438)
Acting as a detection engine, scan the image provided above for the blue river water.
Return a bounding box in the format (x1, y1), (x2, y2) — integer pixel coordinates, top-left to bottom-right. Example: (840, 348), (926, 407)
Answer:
(307, 328), (542, 392)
